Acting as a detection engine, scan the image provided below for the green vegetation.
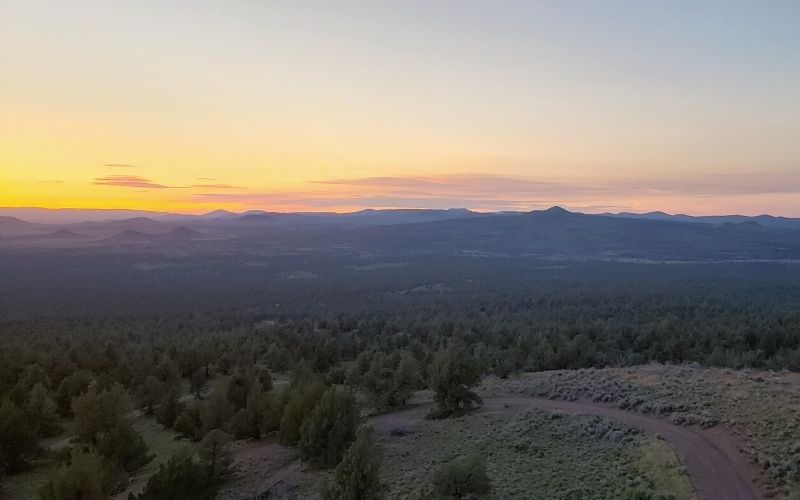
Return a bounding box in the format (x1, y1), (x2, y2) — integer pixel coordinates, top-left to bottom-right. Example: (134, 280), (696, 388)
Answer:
(427, 454), (491, 499)
(354, 351), (420, 411)
(1, 256), (799, 497)
(130, 454), (216, 500)
(484, 365), (800, 497)
(428, 343), (483, 419)
(38, 449), (118, 500)
(198, 430), (234, 484)
(374, 405), (687, 499)
(299, 387), (359, 467)
(0, 400), (39, 472)
(321, 427), (385, 500)
(634, 440), (695, 500)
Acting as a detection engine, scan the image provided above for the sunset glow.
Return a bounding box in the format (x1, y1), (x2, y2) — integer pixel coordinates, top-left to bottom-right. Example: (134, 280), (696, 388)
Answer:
(2, 1), (799, 215)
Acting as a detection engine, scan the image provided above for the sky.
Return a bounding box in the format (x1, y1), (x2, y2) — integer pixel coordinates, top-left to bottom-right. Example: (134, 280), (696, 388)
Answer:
(1, 0), (799, 215)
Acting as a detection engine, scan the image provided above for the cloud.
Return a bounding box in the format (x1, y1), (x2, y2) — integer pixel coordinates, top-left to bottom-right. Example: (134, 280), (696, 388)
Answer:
(37, 180), (64, 184)
(190, 183), (244, 189)
(187, 170), (800, 212)
(196, 177), (216, 181)
(102, 163), (138, 168)
(317, 172), (800, 198)
(93, 175), (176, 189)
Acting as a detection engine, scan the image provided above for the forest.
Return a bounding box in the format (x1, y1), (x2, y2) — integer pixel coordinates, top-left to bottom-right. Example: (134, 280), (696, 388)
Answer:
(1, 252), (799, 498)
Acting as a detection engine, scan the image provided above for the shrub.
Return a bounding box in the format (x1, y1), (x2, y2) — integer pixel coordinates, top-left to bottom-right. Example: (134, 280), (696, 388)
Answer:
(131, 454), (216, 500)
(428, 454), (492, 499)
(38, 448), (124, 500)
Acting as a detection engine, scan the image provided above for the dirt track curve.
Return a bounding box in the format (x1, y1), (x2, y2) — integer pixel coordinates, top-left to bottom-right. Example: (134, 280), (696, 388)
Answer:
(370, 396), (764, 500)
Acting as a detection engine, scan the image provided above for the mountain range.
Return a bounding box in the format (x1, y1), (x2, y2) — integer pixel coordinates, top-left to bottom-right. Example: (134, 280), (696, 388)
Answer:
(2, 206), (800, 261)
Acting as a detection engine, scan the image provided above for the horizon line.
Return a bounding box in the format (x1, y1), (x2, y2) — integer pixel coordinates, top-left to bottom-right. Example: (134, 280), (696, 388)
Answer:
(0, 205), (795, 220)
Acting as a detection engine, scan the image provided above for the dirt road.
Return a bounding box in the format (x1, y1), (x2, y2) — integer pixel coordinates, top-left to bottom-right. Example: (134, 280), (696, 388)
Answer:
(370, 396), (764, 500)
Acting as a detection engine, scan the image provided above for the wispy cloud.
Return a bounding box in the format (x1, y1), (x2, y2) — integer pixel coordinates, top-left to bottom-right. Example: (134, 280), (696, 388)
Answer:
(190, 183), (243, 189)
(94, 175), (175, 189)
(102, 163), (138, 168)
(37, 180), (64, 184)
(188, 171), (800, 212)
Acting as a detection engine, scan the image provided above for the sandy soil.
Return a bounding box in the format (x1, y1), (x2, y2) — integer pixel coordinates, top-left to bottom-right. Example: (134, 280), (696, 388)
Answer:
(370, 397), (764, 500)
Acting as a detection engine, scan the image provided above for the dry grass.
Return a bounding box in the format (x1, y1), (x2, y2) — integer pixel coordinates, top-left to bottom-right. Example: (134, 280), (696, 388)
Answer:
(114, 415), (192, 499)
(635, 439), (696, 500)
(374, 407), (686, 499)
(483, 364), (800, 496)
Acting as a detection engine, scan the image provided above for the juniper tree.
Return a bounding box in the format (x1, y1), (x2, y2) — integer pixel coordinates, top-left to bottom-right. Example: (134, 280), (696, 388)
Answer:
(71, 383), (132, 444)
(428, 342), (482, 419)
(38, 448), (123, 500)
(25, 383), (61, 437)
(200, 382), (234, 435)
(189, 368), (208, 400)
(298, 387), (359, 467)
(321, 427), (385, 500)
(96, 419), (152, 473)
(362, 351), (420, 410)
(136, 375), (166, 415)
(155, 387), (182, 429)
(198, 429), (234, 483)
(278, 377), (327, 446)
(0, 399), (39, 472)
